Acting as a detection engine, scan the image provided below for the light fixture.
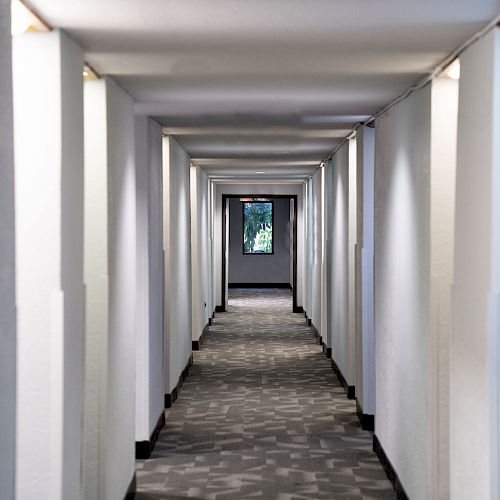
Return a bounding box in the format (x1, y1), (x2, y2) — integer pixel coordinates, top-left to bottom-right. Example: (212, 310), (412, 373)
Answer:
(83, 63), (99, 80)
(11, 0), (50, 36)
(446, 59), (460, 80)
(255, 171), (267, 174)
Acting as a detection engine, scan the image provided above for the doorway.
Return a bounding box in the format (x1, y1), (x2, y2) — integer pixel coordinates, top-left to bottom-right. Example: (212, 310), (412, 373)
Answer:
(221, 194), (298, 312)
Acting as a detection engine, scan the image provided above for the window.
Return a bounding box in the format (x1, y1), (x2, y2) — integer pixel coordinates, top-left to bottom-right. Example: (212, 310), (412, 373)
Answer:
(242, 201), (274, 254)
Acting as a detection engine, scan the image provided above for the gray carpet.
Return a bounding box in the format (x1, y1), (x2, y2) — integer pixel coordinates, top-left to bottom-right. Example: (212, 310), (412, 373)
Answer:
(136, 288), (395, 499)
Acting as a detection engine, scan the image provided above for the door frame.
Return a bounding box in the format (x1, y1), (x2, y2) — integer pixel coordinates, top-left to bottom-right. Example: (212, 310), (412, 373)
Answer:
(221, 194), (298, 312)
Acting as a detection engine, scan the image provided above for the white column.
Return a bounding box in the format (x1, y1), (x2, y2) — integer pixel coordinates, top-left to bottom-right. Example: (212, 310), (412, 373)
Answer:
(374, 75), (458, 499)
(331, 143), (353, 385)
(163, 137), (193, 395)
(451, 27), (500, 500)
(429, 76), (458, 499)
(0, 2), (16, 498)
(355, 126), (375, 419)
(84, 77), (136, 500)
(135, 116), (164, 448)
(12, 30), (84, 500)
(191, 164), (211, 343)
(347, 138), (357, 388)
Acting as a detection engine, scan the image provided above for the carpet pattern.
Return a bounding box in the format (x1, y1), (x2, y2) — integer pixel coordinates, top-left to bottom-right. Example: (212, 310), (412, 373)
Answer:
(136, 289), (395, 499)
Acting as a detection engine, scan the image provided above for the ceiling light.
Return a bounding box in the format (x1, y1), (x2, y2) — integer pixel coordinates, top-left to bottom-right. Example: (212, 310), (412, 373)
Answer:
(446, 59), (460, 80)
(255, 171), (267, 174)
(83, 64), (99, 80)
(11, 0), (50, 36)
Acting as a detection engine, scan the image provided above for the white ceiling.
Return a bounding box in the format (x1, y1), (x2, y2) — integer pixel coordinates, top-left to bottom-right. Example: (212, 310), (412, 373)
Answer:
(28, 0), (500, 179)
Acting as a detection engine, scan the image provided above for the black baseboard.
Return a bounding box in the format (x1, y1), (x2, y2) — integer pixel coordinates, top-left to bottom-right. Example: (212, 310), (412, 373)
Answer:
(311, 322), (323, 346)
(325, 346), (332, 359)
(192, 322), (209, 351)
(208, 317), (213, 326)
(293, 306), (304, 314)
(228, 282), (292, 289)
(215, 305), (225, 313)
(212, 311), (215, 319)
(373, 434), (409, 500)
(124, 472), (136, 500)
(356, 399), (374, 431)
(331, 359), (356, 400)
(135, 411), (166, 459)
(165, 354), (194, 408)
(307, 318), (312, 326)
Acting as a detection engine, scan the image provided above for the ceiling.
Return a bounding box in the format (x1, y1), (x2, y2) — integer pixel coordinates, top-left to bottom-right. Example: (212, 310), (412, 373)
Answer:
(28, 0), (500, 179)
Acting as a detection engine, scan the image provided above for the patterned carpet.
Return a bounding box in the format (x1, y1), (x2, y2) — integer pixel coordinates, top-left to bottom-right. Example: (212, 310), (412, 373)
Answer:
(136, 289), (395, 500)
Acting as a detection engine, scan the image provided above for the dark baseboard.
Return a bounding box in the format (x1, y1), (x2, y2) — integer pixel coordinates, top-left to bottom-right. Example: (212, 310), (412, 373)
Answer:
(311, 322), (323, 346)
(212, 311), (215, 319)
(307, 318), (312, 327)
(135, 411), (166, 459)
(228, 282), (292, 289)
(293, 306), (304, 314)
(215, 305), (225, 313)
(124, 472), (136, 500)
(325, 346), (332, 359)
(192, 322), (210, 351)
(331, 359), (356, 400)
(208, 317), (213, 326)
(165, 354), (194, 408)
(373, 434), (409, 500)
(356, 399), (374, 431)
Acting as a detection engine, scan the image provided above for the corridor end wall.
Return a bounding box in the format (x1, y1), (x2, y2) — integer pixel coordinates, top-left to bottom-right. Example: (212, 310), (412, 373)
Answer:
(228, 197), (291, 285)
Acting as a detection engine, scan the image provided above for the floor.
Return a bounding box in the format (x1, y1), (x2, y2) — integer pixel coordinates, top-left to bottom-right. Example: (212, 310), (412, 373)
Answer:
(136, 289), (395, 499)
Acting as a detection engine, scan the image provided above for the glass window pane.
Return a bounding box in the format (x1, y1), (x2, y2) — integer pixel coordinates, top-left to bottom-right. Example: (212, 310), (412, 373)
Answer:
(243, 201), (273, 254)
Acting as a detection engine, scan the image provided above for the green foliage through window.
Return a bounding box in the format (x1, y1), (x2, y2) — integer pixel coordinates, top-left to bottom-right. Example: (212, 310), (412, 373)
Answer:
(243, 202), (273, 254)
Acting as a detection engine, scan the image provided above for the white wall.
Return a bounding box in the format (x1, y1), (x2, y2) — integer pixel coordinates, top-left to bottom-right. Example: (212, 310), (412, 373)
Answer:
(84, 77), (136, 500)
(375, 77), (458, 499)
(13, 30), (85, 500)
(163, 137), (192, 392)
(135, 117), (164, 441)
(355, 125), (376, 416)
(451, 28), (500, 500)
(0, 2), (16, 498)
(214, 183), (304, 309)
(191, 165), (211, 340)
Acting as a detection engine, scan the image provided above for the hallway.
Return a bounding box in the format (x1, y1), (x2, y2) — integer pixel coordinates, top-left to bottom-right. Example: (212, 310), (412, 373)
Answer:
(136, 289), (395, 499)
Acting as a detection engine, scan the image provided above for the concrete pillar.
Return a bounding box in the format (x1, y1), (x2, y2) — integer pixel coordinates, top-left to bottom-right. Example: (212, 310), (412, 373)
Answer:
(451, 27), (500, 500)
(134, 116), (164, 454)
(12, 30), (84, 500)
(83, 77), (136, 500)
(0, 1), (16, 498)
